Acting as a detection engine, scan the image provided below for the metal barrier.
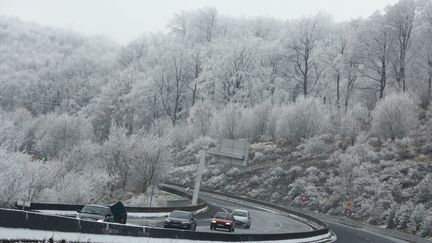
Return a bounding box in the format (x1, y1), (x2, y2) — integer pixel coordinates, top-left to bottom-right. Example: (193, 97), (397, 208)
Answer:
(26, 185), (207, 213)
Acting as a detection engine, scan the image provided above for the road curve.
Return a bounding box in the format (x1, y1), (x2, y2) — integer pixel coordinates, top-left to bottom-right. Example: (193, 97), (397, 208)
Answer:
(188, 187), (408, 242)
(194, 190), (314, 234)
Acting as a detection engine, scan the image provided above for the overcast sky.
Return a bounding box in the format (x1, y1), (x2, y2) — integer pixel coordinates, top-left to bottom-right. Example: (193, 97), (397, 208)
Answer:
(1, 0), (398, 44)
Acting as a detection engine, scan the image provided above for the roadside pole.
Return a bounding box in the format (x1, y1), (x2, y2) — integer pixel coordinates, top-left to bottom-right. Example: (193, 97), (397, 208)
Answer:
(192, 150), (206, 205)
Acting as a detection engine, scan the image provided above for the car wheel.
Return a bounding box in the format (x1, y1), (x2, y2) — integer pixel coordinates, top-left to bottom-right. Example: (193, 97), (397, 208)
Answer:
(194, 224), (197, 231)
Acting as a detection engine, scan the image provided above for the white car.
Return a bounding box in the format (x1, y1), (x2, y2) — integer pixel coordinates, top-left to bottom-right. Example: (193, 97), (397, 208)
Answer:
(231, 209), (251, 228)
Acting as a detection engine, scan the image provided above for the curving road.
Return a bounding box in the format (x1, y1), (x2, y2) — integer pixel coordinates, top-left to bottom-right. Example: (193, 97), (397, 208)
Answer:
(194, 190), (314, 234)
(190, 188), (408, 243)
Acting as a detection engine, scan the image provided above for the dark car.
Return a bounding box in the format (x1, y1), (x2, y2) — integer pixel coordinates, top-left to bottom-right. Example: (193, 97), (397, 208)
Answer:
(210, 212), (235, 232)
(164, 210), (197, 231)
(77, 202), (127, 224)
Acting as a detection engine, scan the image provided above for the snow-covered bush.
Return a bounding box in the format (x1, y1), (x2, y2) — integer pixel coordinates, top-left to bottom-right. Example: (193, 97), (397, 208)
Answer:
(210, 103), (242, 139)
(371, 94), (417, 140)
(415, 173), (432, 205)
(34, 113), (93, 159)
(420, 215), (432, 237)
(0, 108), (34, 151)
(185, 136), (216, 153)
(63, 141), (101, 172)
(188, 101), (214, 137)
(340, 104), (369, 145)
(394, 201), (415, 229)
(53, 169), (110, 204)
(276, 98), (327, 144)
(288, 178), (306, 200)
(302, 134), (336, 156)
(239, 102), (272, 142)
(169, 124), (195, 148)
(128, 134), (171, 193)
(0, 149), (58, 204)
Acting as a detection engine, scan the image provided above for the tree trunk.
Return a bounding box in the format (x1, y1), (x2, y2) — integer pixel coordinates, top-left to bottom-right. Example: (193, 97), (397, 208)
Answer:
(336, 72), (340, 109)
(379, 57), (386, 99)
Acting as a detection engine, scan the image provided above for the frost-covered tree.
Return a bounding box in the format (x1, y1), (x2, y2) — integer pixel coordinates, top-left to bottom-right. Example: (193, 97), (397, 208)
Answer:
(34, 113), (93, 159)
(371, 93), (417, 140)
(188, 100), (214, 136)
(287, 14), (330, 98)
(276, 98), (326, 144)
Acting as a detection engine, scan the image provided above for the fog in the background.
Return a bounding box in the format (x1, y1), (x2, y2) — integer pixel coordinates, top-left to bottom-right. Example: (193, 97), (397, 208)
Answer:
(0, 0), (398, 44)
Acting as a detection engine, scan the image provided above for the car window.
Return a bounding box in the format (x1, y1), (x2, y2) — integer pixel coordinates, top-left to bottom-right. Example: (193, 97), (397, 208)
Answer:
(232, 210), (248, 217)
(214, 212), (231, 219)
(170, 211), (192, 219)
(81, 205), (109, 215)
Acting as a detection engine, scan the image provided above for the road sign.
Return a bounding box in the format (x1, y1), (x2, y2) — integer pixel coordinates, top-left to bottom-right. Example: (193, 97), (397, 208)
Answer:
(346, 201), (353, 209)
(300, 194), (309, 202)
(344, 208), (352, 217)
(208, 138), (249, 166)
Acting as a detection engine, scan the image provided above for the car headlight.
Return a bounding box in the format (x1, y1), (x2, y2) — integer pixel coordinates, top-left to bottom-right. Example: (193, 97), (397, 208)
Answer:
(97, 219), (104, 222)
(211, 220), (216, 223)
(165, 219), (170, 223)
(225, 222), (231, 225)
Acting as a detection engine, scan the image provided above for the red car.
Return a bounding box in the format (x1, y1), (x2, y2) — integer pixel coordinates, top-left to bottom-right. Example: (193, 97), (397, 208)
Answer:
(210, 212), (235, 232)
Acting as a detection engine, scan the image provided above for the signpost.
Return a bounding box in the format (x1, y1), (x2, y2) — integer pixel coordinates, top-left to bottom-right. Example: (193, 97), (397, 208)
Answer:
(191, 138), (249, 205)
(17, 200), (31, 210)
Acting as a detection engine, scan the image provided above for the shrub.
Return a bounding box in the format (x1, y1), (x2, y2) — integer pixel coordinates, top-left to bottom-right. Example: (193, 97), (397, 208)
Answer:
(371, 94), (417, 140)
(276, 97), (326, 144)
(415, 173), (432, 204)
(210, 103), (242, 139)
(188, 101), (214, 137)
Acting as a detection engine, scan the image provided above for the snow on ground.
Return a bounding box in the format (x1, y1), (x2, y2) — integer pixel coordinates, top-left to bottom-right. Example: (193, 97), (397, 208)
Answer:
(38, 206), (208, 219)
(0, 227), (333, 243)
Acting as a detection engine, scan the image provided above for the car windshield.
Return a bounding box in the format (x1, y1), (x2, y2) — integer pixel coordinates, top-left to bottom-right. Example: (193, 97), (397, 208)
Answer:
(214, 212), (231, 219)
(170, 211), (192, 219)
(81, 205), (109, 215)
(232, 210), (247, 217)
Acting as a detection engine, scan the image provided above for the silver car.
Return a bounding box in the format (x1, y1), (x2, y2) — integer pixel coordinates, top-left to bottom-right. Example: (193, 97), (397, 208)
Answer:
(76, 204), (114, 222)
(231, 209), (251, 228)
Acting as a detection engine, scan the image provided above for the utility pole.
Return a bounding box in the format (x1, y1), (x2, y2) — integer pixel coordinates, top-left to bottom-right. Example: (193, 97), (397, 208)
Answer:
(192, 150), (206, 205)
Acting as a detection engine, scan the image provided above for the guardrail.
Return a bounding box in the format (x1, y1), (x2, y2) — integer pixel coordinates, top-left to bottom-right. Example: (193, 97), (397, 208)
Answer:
(166, 182), (431, 243)
(25, 185), (207, 213)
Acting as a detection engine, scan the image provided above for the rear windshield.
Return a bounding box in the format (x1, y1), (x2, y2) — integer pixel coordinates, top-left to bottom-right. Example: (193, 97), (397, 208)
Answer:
(232, 210), (247, 217)
(81, 205), (109, 215)
(214, 212), (232, 219)
(170, 211), (192, 219)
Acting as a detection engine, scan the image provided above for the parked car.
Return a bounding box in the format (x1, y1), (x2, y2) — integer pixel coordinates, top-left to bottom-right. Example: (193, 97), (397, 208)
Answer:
(76, 202), (127, 224)
(164, 210), (197, 231)
(210, 212), (235, 232)
(231, 209), (251, 228)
